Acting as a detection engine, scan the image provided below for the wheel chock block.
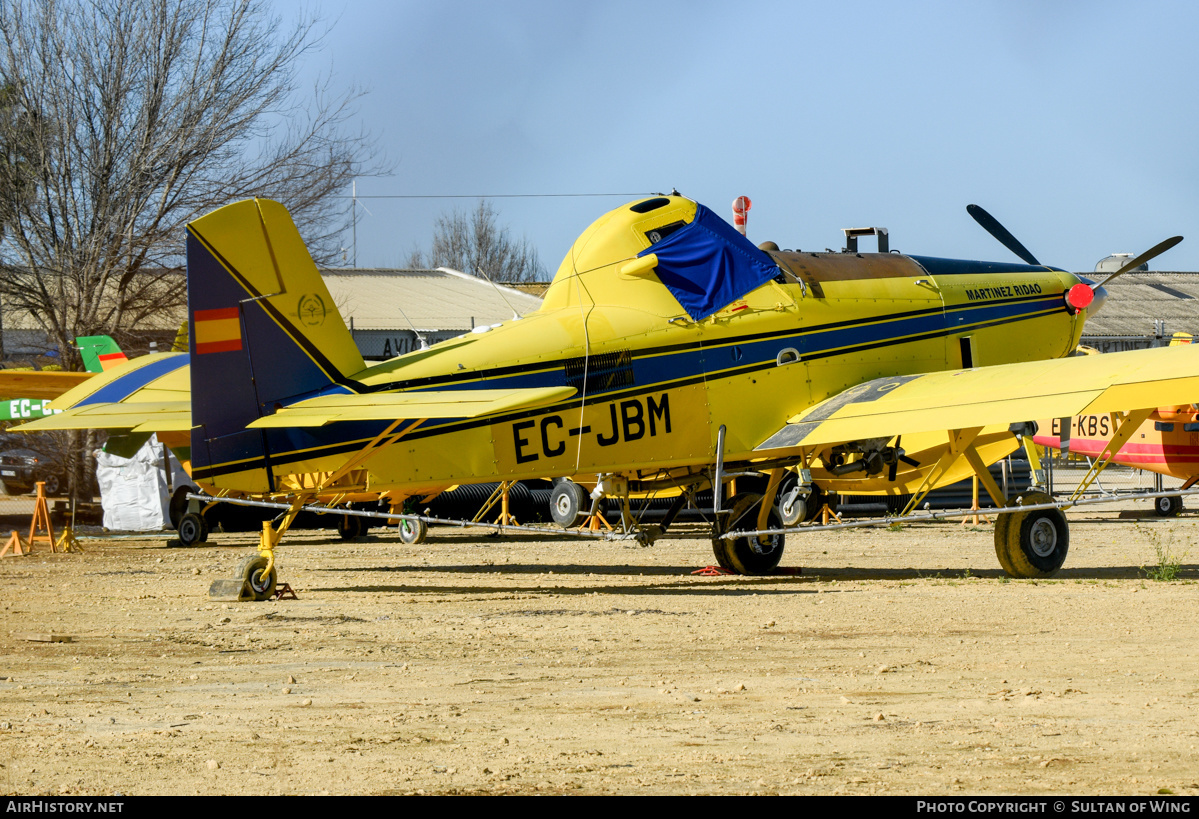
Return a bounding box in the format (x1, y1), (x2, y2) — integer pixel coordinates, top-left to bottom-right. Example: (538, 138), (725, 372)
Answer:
(208, 578), (251, 602)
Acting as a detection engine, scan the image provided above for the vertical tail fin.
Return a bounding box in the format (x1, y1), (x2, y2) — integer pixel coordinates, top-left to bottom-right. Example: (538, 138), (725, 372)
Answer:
(186, 198), (365, 491)
(75, 335), (127, 373)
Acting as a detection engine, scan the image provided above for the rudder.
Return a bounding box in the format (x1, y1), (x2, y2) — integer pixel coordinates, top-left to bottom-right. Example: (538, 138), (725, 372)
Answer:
(186, 198), (365, 491)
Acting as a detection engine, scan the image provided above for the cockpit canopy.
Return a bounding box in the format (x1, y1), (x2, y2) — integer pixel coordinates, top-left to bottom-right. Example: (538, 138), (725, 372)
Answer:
(540, 195), (780, 320)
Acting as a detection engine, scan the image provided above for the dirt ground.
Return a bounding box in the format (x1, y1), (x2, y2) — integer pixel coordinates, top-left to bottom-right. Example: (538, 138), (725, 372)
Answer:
(2, 504), (1198, 796)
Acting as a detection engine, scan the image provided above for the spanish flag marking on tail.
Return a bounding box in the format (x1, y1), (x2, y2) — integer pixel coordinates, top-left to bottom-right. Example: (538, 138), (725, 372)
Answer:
(194, 307), (243, 354)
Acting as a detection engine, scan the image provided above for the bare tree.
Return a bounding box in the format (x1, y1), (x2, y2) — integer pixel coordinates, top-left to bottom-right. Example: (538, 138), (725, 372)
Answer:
(0, 82), (35, 244)
(0, 0), (384, 370)
(407, 200), (548, 283)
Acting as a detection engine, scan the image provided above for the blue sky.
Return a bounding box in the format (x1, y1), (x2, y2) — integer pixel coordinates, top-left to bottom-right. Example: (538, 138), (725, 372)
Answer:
(275, 0), (1199, 274)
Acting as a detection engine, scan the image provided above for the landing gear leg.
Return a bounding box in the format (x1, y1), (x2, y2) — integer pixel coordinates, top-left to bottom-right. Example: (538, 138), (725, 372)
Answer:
(208, 496), (304, 601)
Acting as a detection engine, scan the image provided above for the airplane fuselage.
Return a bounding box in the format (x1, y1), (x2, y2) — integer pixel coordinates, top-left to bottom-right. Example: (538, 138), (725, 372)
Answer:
(202, 197), (1087, 499)
(1034, 410), (1199, 484)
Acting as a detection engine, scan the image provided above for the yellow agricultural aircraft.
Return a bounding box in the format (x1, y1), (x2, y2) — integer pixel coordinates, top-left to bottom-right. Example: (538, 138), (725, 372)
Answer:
(21, 194), (1199, 598)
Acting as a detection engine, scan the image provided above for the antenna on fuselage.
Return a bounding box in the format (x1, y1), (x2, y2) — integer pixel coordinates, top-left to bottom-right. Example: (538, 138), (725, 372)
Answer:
(476, 266), (523, 321)
(395, 304), (429, 351)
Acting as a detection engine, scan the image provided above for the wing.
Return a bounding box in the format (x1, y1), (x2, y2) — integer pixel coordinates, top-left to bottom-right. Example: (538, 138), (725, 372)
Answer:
(0, 370), (94, 400)
(15, 352), (193, 433)
(755, 344), (1199, 453)
(18, 401), (192, 433)
(246, 386), (578, 428)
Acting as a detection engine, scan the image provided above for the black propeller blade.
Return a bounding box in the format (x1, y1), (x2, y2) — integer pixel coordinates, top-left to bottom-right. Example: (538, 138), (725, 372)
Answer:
(886, 437), (920, 482)
(966, 204), (1041, 267)
(1092, 235), (1184, 290)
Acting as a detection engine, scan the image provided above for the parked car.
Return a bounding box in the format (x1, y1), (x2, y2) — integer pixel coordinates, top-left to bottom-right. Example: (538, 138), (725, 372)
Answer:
(0, 447), (67, 496)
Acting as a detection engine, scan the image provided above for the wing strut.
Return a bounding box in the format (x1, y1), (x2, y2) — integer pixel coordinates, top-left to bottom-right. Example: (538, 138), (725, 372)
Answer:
(1066, 408), (1154, 501)
(898, 427), (1007, 517)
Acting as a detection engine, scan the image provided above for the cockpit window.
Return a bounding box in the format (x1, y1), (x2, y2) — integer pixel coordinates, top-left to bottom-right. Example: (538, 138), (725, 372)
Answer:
(644, 221), (686, 245)
(629, 197), (670, 214)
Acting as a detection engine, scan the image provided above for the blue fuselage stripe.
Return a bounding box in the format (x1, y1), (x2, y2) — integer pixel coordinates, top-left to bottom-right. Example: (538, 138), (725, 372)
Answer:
(193, 293), (1064, 478)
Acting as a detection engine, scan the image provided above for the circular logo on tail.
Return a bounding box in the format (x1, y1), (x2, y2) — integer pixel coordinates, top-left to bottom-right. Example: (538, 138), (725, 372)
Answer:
(298, 293), (327, 327)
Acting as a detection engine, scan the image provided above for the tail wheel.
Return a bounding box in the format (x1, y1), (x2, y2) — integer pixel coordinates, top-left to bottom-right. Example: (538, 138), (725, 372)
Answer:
(711, 492), (785, 576)
(236, 555), (277, 602)
(994, 491), (1069, 578)
(1154, 495), (1183, 517)
(398, 517), (427, 545)
(178, 512), (209, 547)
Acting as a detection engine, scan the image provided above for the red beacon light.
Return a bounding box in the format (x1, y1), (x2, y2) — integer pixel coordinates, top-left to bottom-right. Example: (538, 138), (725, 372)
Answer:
(1065, 283), (1094, 313)
(732, 196), (751, 237)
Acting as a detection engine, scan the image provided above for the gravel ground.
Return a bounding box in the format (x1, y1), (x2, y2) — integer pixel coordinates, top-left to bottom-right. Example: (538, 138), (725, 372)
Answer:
(1, 505), (1197, 796)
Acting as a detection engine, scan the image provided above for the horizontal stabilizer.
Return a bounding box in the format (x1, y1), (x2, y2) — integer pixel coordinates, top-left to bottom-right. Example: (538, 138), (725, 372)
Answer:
(757, 344), (1199, 452)
(247, 386), (578, 428)
(47, 353), (189, 411)
(10, 354), (191, 435)
(15, 401), (192, 433)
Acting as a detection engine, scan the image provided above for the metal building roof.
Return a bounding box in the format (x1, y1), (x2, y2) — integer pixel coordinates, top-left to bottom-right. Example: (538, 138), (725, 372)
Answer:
(1081, 271), (1199, 337)
(321, 267), (544, 331)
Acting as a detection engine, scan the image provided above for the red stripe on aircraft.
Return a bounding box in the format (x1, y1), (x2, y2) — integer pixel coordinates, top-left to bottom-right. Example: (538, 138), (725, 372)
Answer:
(194, 307), (240, 322)
(196, 338), (243, 355)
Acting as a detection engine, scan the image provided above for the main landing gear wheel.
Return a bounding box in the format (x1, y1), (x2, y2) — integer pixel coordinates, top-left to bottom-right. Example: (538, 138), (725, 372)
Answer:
(398, 517), (428, 545)
(337, 513), (365, 540)
(1154, 494), (1183, 517)
(993, 490), (1069, 578)
(236, 554), (277, 602)
(711, 492), (786, 576)
(550, 480), (589, 527)
(178, 512), (209, 547)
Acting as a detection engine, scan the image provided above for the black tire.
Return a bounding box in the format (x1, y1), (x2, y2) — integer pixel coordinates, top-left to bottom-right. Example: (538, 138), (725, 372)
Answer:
(712, 492), (785, 576)
(236, 555), (277, 601)
(994, 491), (1068, 578)
(169, 486), (194, 529)
(178, 512), (209, 547)
(1154, 494), (1183, 517)
(398, 517), (427, 545)
(550, 480), (589, 527)
(43, 474), (62, 496)
(337, 513), (364, 540)
(710, 530), (736, 570)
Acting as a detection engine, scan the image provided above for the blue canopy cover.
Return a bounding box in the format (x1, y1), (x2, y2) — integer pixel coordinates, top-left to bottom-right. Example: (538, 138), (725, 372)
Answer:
(638, 204), (779, 321)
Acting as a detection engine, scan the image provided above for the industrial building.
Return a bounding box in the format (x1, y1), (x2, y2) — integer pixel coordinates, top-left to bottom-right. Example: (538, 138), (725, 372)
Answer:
(0, 267), (546, 364)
